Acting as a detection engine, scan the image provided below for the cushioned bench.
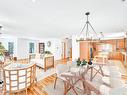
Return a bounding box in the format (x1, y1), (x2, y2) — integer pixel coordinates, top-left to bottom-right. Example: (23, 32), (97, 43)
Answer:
(30, 54), (54, 72)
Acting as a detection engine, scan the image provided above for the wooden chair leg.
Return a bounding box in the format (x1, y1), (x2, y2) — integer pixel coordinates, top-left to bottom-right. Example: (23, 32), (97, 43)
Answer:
(44, 68), (46, 72)
(99, 66), (104, 76)
(26, 88), (27, 95)
(71, 86), (78, 95)
(9, 91), (11, 95)
(54, 77), (57, 89)
(90, 67), (93, 81)
(64, 82), (67, 95)
(4, 90), (6, 95)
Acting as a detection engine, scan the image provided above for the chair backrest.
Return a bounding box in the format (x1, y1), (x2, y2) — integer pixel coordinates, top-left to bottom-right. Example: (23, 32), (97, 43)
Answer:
(94, 55), (108, 64)
(3, 63), (36, 92)
(56, 64), (68, 75)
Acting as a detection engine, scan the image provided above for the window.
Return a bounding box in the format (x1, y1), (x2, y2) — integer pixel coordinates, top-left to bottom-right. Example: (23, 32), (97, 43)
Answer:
(98, 44), (112, 52)
(29, 43), (34, 53)
(8, 42), (14, 54)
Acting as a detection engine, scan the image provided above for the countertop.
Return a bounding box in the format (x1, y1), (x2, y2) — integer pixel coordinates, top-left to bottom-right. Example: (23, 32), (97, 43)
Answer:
(121, 52), (127, 56)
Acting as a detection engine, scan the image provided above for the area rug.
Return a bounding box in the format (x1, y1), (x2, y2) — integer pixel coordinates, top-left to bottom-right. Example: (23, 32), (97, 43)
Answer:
(43, 70), (103, 95)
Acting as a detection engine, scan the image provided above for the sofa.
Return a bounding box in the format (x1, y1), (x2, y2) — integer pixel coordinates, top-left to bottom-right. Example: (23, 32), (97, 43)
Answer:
(30, 53), (54, 72)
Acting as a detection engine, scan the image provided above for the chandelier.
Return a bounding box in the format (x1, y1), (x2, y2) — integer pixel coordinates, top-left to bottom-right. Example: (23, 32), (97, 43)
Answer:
(76, 12), (102, 42)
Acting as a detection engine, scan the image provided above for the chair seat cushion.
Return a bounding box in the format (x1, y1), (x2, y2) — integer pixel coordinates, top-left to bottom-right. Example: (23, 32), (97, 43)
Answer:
(99, 85), (110, 95)
(31, 59), (44, 68)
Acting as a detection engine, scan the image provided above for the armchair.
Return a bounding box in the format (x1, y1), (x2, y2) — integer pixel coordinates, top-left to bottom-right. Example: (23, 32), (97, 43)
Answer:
(30, 53), (54, 72)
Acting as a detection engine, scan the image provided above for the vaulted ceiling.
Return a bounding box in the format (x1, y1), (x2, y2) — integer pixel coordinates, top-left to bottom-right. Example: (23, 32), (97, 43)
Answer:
(0, 0), (127, 38)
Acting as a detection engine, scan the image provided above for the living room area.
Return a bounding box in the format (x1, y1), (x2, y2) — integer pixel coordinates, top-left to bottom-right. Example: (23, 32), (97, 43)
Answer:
(0, 36), (73, 94)
(0, 0), (127, 95)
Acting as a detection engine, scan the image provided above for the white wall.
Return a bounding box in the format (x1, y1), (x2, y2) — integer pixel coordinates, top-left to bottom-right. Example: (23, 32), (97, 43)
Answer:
(17, 38), (39, 59)
(39, 38), (62, 60)
(72, 35), (79, 61)
(0, 37), (62, 60)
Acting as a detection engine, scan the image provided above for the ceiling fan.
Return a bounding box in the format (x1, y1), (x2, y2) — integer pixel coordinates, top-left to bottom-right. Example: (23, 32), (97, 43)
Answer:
(0, 25), (2, 35)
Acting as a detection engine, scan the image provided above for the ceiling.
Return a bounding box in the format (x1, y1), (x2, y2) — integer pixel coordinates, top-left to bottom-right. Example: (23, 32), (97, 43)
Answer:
(0, 0), (127, 38)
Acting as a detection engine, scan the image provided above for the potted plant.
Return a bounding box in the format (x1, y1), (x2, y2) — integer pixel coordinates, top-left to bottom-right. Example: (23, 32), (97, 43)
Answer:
(44, 51), (52, 54)
(76, 58), (81, 66)
(0, 43), (5, 60)
(81, 59), (87, 66)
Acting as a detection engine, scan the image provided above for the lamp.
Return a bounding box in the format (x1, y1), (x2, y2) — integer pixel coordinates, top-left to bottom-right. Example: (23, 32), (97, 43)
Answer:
(76, 12), (102, 42)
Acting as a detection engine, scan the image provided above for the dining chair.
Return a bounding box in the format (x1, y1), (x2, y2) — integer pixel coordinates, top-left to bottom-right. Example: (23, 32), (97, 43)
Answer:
(61, 70), (102, 95)
(3, 63), (36, 95)
(54, 64), (69, 89)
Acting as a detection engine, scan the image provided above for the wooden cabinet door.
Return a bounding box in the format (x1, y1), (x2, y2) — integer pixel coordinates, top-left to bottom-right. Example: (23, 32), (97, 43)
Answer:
(125, 38), (127, 48)
(109, 52), (122, 61)
(116, 39), (125, 49)
(80, 42), (90, 61)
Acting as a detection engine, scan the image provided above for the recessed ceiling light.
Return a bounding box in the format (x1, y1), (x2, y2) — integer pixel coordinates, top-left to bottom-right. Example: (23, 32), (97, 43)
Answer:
(32, 0), (36, 3)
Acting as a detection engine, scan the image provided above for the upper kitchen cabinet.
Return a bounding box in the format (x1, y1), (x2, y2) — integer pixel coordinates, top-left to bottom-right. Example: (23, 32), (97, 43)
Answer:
(116, 39), (125, 50)
(125, 38), (127, 48)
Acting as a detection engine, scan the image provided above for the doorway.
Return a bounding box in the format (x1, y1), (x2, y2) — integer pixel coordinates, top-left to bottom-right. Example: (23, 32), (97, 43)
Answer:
(61, 39), (72, 60)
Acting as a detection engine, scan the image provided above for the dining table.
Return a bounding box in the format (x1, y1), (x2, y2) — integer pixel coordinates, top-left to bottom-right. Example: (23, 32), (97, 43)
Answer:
(61, 64), (102, 95)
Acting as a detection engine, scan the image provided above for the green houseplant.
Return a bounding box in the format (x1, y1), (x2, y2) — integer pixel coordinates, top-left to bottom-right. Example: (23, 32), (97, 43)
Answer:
(0, 43), (5, 56)
(81, 59), (87, 66)
(44, 51), (52, 54)
(76, 58), (81, 66)
(0, 43), (5, 61)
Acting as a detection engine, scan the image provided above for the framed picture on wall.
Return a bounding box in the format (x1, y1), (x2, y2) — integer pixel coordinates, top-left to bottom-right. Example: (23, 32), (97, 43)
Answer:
(39, 43), (45, 54)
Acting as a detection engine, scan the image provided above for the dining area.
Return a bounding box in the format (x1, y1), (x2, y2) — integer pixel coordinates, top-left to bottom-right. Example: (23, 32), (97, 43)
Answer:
(54, 58), (127, 95)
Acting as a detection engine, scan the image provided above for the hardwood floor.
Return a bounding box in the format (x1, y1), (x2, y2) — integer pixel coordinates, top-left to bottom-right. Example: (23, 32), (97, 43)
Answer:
(0, 59), (127, 95)
(0, 58), (69, 95)
(27, 74), (56, 95)
(0, 72), (56, 95)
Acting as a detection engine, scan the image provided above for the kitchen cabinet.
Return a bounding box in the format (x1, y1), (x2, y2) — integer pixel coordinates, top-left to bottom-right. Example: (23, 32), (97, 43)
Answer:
(121, 52), (127, 66)
(80, 41), (90, 61)
(125, 38), (127, 48)
(116, 39), (125, 49)
(109, 52), (123, 61)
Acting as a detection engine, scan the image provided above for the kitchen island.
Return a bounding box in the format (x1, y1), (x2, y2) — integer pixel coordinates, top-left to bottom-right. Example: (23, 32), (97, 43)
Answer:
(121, 52), (127, 67)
